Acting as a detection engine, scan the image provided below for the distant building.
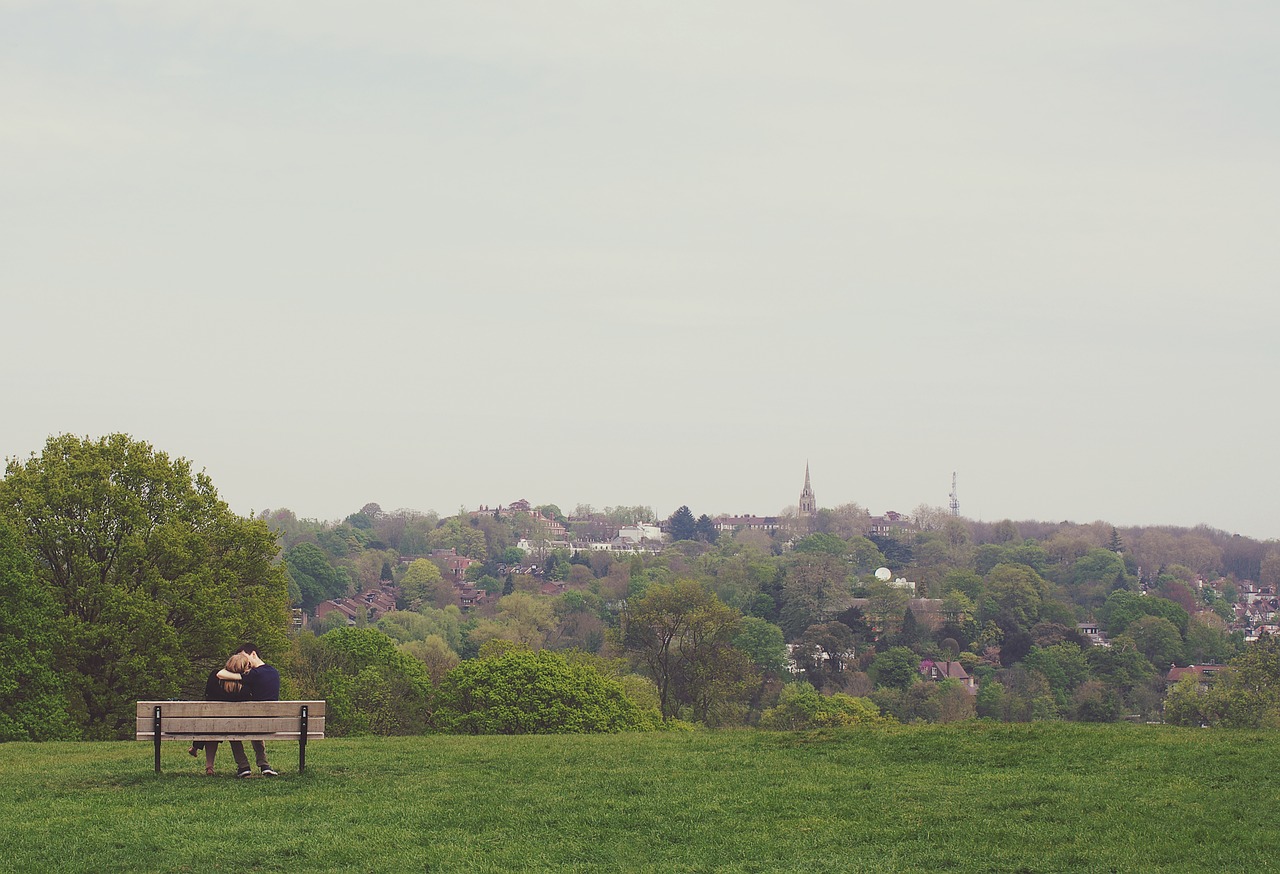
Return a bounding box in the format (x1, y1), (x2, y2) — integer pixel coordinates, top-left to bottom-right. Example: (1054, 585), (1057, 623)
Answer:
(453, 581), (494, 613)
(431, 548), (480, 580)
(869, 510), (915, 537)
(711, 515), (782, 534)
(1166, 664), (1225, 691)
(798, 463), (817, 518)
(616, 523), (664, 544)
(1077, 621), (1110, 648)
(919, 659), (978, 694)
(316, 583), (400, 626)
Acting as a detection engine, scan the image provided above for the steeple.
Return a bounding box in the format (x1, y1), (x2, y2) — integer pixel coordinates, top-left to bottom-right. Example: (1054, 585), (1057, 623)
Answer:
(798, 463), (817, 517)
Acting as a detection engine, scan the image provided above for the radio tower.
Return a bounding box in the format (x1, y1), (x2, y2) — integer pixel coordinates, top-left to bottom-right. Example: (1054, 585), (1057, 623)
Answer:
(949, 472), (959, 517)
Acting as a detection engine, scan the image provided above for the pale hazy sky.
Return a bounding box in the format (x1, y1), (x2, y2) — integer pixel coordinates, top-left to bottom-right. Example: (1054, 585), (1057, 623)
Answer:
(3, 2), (1278, 538)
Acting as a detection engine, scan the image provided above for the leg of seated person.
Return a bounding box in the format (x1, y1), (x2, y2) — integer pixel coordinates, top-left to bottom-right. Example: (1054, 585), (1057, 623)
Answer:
(229, 741), (251, 775)
(252, 740), (273, 773)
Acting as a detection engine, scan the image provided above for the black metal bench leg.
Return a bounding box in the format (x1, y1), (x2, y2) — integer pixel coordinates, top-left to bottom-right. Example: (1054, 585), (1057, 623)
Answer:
(299, 705), (309, 774)
(153, 706), (162, 773)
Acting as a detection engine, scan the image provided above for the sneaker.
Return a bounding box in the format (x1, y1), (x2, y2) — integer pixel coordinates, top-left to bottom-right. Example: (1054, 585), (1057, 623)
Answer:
(236, 769), (252, 779)
(261, 768), (278, 777)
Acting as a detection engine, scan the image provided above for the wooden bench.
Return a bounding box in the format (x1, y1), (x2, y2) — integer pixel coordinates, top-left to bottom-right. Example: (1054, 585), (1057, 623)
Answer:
(136, 700), (326, 773)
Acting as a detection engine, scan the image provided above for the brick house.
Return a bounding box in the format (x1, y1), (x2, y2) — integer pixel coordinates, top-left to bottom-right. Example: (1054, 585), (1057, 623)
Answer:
(919, 659), (978, 694)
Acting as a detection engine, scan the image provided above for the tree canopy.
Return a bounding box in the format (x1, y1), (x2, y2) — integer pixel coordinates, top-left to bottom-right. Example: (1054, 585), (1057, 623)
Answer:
(0, 434), (290, 738)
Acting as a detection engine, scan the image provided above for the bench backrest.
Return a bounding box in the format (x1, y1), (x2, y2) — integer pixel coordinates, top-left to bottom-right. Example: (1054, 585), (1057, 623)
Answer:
(136, 701), (326, 742)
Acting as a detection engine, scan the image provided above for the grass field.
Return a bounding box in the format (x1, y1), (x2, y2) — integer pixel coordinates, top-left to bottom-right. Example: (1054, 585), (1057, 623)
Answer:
(0, 722), (1272, 873)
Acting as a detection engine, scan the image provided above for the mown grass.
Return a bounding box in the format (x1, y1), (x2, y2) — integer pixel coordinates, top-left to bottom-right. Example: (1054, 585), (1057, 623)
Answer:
(0, 722), (1272, 873)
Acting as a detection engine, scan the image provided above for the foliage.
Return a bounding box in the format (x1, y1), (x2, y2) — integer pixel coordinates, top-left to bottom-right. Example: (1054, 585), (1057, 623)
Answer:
(733, 616), (788, 675)
(398, 558), (452, 609)
(793, 621), (858, 689)
(376, 607), (463, 652)
(288, 627), (433, 735)
(399, 635), (460, 685)
(981, 563), (1046, 632)
(618, 579), (749, 721)
(0, 433), (289, 739)
(870, 647), (920, 690)
(779, 552), (852, 638)
(1021, 643), (1090, 708)
(286, 542), (350, 610)
(0, 522), (75, 741)
(666, 505), (697, 542)
(976, 666), (1059, 722)
(757, 682), (892, 729)
(1071, 548), (1128, 586)
(1116, 615), (1184, 670)
(1100, 590), (1189, 638)
(871, 680), (976, 723)
(467, 592), (558, 651)
(1164, 635), (1280, 728)
(1070, 679), (1123, 722)
(432, 647), (661, 734)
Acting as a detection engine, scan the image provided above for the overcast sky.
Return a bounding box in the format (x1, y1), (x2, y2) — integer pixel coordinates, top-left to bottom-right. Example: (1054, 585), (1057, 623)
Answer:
(3, 2), (1278, 538)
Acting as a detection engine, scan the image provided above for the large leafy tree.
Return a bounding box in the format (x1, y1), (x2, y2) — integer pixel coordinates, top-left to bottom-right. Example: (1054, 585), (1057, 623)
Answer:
(981, 563), (1047, 634)
(733, 616), (788, 675)
(0, 434), (290, 738)
(778, 552), (851, 638)
(286, 542), (350, 610)
(1100, 590), (1189, 637)
(1165, 635), (1280, 728)
(1118, 615), (1185, 670)
(619, 579), (747, 720)
(794, 621), (858, 689)
(289, 627), (433, 735)
(399, 557), (452, 609)
(0, 521), (75, 740)
(870, 646), (920, 690)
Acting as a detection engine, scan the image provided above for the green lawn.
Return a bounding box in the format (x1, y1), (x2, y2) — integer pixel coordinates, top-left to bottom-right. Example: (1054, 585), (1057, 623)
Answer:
(0, 722), (1270, 873)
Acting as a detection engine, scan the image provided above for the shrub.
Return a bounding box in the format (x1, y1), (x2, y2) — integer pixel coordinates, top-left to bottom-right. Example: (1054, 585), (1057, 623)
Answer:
(290, 627), (433, 735)
(432, 648), (662, 734)
(758, 683), (894, 730)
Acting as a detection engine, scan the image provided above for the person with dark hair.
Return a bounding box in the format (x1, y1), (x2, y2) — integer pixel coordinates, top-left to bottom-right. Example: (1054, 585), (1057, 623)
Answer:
(217, 643), (280, 777)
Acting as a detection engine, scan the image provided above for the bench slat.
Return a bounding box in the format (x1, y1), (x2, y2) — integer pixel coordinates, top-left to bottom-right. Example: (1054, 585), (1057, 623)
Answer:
(137, 732), (323, 742)
(136, 716), (326, 735)
(136, 701), (325, 719)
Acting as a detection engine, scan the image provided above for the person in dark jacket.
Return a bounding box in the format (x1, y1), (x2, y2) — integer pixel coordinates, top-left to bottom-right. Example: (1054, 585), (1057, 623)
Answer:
(217, 643), (279, 777)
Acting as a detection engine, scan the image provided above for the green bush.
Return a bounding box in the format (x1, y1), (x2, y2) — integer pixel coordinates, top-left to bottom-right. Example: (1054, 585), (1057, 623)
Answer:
(291, 627), (433, 735)
(758, 682), (894, 730)
(432, 648), (662, 734)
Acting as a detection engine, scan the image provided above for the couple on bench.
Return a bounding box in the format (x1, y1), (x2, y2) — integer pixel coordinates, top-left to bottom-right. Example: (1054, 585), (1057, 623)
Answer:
(190, 643), (281, 777)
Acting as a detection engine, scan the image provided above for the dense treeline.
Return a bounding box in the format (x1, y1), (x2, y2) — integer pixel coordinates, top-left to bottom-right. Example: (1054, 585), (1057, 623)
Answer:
(257, 491), (1280, 731)
(5, 433), (1280, 740)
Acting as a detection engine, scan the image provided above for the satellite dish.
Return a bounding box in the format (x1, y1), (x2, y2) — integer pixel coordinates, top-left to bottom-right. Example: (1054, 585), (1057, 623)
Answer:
(874, 567), (892, 582)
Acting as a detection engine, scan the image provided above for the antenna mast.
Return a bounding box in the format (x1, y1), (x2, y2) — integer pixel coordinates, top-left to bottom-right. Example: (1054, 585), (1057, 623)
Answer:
(949, 472), (959, 517)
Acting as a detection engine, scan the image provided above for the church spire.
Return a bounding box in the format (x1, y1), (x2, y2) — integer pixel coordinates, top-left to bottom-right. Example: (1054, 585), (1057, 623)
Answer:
(798, 462), (816, 516)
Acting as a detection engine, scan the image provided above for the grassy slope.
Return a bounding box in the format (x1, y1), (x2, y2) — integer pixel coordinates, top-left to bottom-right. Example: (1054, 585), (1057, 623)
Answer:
(0, 722), (1271, 873)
